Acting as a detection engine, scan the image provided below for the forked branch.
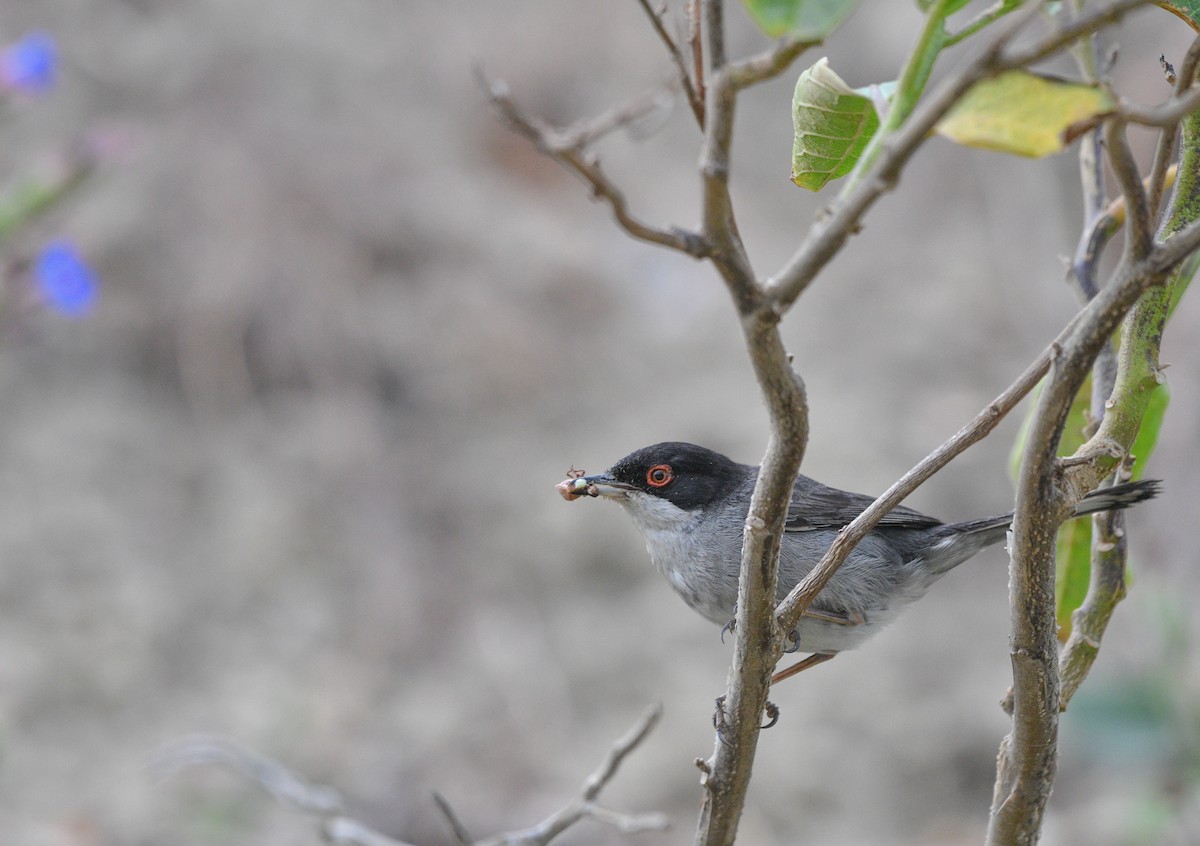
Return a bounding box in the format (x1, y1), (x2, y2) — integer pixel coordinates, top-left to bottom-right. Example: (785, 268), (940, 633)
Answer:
(152, 706), (668, 846)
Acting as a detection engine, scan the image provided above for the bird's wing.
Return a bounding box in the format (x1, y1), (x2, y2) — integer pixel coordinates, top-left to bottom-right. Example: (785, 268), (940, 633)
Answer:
(784, 474), (943, 532)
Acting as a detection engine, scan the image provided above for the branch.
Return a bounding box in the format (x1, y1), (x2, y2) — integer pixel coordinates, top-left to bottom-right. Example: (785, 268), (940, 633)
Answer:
(985, 144), (1199, 843)
(1071, 165), (1178, 293)
(688, 0), (704, 115)
(154, 707), (668, 846)
(475, 68), (709, 258)
(1104, 118), (1154, 257)
(765, 0), (1152, 311)
(471, 705), (670, 846)
(691, 3), (812, 845)
(635, 0), (706, 126)
(150, 736), (413, 846)
(1059, 505), (1128, 707)
(995, 0), (1150, 70)
(1118, 84), (1200, 127)
(946, 0), (1023, 48)
(776, 334), (1055, 632)
(726, 37), (815, 91)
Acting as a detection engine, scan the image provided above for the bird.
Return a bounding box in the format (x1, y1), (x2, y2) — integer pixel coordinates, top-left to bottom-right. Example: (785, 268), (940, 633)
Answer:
(556, 441), (1160, 682)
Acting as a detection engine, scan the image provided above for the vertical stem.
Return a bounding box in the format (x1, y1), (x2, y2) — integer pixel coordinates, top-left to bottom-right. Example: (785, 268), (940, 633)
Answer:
(693, 3), (808, 844)
(842, 0), (952, 191)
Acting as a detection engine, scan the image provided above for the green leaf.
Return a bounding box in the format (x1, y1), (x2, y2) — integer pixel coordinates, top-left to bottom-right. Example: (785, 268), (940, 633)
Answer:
(1156, 1), (1200, 32)
(742, 0), (859, 40)
(1129, 383), (1169, 481)
(936, 70), (1115, 158)
(791, 58), (880, 191)
(1052, 375), (1097, 640)
(1056, 515), (1093, 642)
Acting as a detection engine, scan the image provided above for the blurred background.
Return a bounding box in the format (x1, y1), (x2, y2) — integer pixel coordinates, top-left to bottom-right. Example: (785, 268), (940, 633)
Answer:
(0, 1), (1198, 844)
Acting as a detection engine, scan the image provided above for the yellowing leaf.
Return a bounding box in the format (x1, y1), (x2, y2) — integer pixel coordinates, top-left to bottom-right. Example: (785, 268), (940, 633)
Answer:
(791, 58), (879, 191)
(937, 71), (1115, 158)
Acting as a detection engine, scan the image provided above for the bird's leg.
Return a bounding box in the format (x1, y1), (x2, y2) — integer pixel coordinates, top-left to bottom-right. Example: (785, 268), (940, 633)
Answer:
(722, 608), (862, 645)
(801, 608), (866, 626)
(771, 652), (836, 684)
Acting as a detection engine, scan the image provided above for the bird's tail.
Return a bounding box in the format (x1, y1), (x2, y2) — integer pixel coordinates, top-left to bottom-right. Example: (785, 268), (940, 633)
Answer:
(927, 478), (1161, 572)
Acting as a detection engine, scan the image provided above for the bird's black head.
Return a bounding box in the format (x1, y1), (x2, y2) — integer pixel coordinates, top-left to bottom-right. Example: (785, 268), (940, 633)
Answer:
(596, 442), (750, 512)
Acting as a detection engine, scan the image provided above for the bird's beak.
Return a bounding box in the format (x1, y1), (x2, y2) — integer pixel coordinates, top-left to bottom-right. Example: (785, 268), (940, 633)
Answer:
(556, 471), (634, 502)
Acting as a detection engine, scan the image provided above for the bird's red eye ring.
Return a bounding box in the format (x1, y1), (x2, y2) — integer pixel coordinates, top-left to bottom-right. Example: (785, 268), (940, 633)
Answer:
(646, 464), (673, 487)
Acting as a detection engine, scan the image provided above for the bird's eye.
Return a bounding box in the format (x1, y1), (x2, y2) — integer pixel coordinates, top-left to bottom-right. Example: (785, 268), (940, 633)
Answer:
(646, 464), (673, 487)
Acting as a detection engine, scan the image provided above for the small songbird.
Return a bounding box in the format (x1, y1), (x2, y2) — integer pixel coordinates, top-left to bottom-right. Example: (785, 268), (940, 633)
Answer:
(557, 442), (1159, 681)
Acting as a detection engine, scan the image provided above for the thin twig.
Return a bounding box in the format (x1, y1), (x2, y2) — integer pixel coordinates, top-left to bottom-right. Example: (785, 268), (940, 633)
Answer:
(1105, 118), (1153, 257)
(726, 37), (816, 91)
(433, 790), (475, 846)
(635, 0), (705, 126)
(1072, 165), (1179, 289)
(1072, 126), (1109, 299)
(151, 736), (414, 846)
(1117, 85), (1200, 127)
(946, 0), (1023, 48)
(155, 708), (667, 846)
(776, 336), (1056, 632)
(474, 705), (670, 846)
(689, 0), (704, 112)
(150, 736), (346, 815)
(583, 703), (663, 800)
(475, 67), (709, 258)
(996, 0), (1151, 70)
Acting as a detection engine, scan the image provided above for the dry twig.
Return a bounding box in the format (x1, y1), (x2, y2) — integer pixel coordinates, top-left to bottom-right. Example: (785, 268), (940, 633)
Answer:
(475, 67), (708, 258)
(152, 706), (668, 846)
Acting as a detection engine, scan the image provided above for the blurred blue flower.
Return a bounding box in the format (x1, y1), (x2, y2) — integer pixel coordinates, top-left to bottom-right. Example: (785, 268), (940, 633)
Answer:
(0, 31), (57, 95)
(34, 241), (98, 317)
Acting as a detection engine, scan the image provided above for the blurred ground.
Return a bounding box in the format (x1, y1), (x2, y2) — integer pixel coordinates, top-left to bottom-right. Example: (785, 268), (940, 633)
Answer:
(0, 2), (1198, 845)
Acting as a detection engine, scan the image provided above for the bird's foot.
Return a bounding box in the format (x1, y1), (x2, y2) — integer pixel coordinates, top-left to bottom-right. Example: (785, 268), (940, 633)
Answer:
(713, 694), (782, 742)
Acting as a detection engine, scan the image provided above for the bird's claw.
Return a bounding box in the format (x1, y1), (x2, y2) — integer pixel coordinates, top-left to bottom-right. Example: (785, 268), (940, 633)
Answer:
(720, 619), (735, 644)
(712, 694), (782, 740)
(713, 695), (730, 745)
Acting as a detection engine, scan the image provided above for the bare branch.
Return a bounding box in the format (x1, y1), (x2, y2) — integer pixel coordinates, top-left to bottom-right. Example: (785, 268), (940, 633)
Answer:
(696, 0), (761, 309)
(776, 337), (1055, 631)
(1072, 165), (1179, 290)
(475, 68), (709, 258)
(582, 703), (662, 801)
(1117, 85), (1200, 127)
(996, 0), (1151, 70)
(475, 705), (670, 846)
(1072, 128), (1109, 299)
(688, 0), (704, 112)
(691, 4), (813, 846)
(433, 791), (475, 846)
(1104, 118), (1154, 257)
(151, 735), (345, 815)
(1150, 209), (1200, 270)
(726, 37), (816, 91)
(155, 709), (667, 846)
(635, 0), (706, 126)
(324, 817), (421, 846)
(152, 736), (415, 846)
